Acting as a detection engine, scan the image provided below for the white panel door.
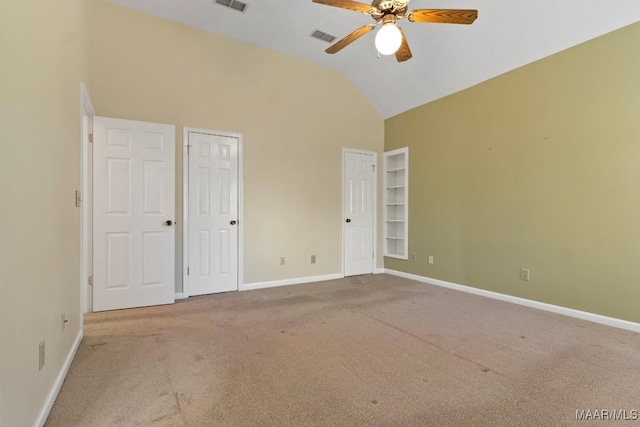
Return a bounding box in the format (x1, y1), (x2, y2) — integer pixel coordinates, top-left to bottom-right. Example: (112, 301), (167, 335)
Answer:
(187, 131), (238, 295)
(344, 151), (375, 276)
(93, 117), (175, 312)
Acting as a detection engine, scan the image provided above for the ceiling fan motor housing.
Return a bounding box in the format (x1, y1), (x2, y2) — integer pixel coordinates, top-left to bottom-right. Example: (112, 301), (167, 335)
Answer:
(372, 0), (408, 16)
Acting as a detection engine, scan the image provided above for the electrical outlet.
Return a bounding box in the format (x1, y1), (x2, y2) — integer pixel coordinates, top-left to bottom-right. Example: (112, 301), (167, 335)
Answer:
(311, 255), (316, 264)
(428, 256), (434, 265)
(39, 340), (45, 371)
(520, 268), (530, 281)
(280, 257), (285, 266)
(410, 253), (417, 262)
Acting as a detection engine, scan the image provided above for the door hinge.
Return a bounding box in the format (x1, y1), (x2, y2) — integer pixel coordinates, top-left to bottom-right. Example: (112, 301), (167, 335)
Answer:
(75, 190), (82, 208)
(373, 251), (375, 259)
(372, 164), (376, 171)
(88, 276), (93, 286)
(88, 133), (93, 143)
(186, 145), (192, 155)
(187, 267), (190, 275)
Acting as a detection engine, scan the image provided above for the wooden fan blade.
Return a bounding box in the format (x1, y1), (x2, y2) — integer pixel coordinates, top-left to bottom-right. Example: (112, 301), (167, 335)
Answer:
(408, 9), (478, 24)
(395, 27), (412, 62)
(325, 24), (376, 54)
(312, 0), (375, 14)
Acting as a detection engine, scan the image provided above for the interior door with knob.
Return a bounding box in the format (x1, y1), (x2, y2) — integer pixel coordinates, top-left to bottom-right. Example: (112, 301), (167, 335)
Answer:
(186, 129), (239, 296)
(93, 117), (175, 311)
(343, 149), (376, 277)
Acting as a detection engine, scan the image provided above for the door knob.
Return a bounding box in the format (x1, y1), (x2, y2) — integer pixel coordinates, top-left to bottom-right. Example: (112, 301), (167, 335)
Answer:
(230, 220), (237, 225)
(346, 218), (352, 223)
(164, 220), (173, 226)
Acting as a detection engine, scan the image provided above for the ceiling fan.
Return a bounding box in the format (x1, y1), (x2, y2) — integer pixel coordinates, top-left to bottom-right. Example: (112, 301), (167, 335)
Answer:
(312, 0), (478, 62)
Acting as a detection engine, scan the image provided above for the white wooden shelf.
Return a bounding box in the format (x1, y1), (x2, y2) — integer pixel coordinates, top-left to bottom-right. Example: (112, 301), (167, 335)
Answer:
(383, 147), (408, 259)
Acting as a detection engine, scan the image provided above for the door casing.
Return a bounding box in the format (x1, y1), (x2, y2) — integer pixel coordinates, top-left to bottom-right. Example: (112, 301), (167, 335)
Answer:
(342, 148), (378, 277)
(182, 127), (244, 296)
(80, 83), (95, 314)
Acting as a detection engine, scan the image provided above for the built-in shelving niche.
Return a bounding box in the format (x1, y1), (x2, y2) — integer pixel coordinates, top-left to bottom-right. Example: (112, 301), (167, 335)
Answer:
(383, 147), (408, 259)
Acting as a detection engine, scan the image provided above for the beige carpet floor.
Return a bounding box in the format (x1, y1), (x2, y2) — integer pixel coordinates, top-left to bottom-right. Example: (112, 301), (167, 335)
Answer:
(46, 274), (640, 426)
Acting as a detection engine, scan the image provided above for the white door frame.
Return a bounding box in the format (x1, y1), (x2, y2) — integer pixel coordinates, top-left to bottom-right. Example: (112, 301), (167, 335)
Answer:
(341, 148), (378, 277)
(182, 127), (244, 297)
(80, 83), (95, 314)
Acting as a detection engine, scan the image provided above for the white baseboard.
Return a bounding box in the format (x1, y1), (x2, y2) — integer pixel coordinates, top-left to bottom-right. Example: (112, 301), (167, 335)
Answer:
(385, 269), (640, 333)
(34, 329), (83, 427)
(242, 273), (344, 292)
(374, 268), (385, 274)
(175, 292), (187, 300)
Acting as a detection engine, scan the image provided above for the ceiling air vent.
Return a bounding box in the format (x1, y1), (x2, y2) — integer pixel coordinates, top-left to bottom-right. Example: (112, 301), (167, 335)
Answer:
(310, 30), (336, 43)
(215, 0), (248, 13)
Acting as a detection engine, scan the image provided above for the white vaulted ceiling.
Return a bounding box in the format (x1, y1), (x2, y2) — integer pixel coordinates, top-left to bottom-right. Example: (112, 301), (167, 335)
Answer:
(107, 0), (640, 118)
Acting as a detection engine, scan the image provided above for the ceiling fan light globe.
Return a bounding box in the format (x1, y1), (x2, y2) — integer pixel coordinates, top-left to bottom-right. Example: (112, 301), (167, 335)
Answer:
(375, 23), (402, 55)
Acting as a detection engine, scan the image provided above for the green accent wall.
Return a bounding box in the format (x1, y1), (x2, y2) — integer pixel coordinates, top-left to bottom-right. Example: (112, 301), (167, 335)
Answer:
(385, 22), (640, 323)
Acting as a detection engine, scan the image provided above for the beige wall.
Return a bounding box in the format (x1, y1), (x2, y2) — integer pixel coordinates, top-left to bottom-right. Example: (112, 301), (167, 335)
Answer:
(88, 0), (384, 290)
(385, 22), (640, 323)
(0, 1), (88, 425)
